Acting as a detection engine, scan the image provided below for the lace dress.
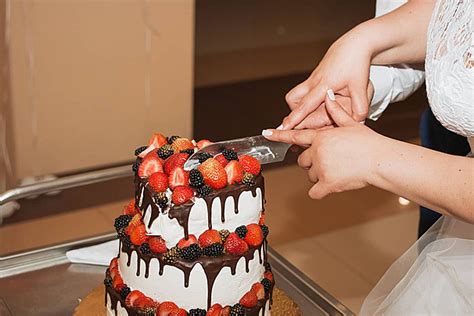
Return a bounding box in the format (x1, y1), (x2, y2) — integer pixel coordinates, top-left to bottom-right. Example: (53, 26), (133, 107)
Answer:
(360, 1), (474, 315)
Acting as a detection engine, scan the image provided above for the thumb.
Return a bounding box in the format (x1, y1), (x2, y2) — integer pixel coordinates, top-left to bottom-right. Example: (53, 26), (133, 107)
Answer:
(325, 89), (357, 127)
(308, 181), (331, 200)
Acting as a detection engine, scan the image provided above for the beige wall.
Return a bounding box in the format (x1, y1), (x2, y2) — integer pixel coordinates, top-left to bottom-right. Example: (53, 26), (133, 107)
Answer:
(5, 0), (194, 183)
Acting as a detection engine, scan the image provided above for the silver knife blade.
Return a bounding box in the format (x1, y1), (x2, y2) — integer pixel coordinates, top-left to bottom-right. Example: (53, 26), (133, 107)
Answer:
(184, 135), (292, 171)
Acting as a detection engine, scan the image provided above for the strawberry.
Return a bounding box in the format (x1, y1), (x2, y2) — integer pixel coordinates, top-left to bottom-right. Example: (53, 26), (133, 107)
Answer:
(109, 266), (119, 279)
(196, 139), (212, 149)
(225, 161), (244, 185)
(238, 155), (261, 176)
(244, 224), (264, 247)
(169, 308), (187, 316)
(110, 257), (118, 270)
(171, 138), (194, 152)
(148, 172), (169, 192)
(130, 224), (149, 245)
(220, 306), (231, 316)
(198, 229), (221, 248)
(123, 200), (139, 216)
(214, 154), (228, 167)
(148, 236), (167, 254)
(258, 214), (265, 225)
(207, 304), (223, 316)
(198, 158), (228, 189)
(239, 290), (258, 308)
(148, 133), (167, 148)
(158, 302), (179, 316)
(251, 282), (265, 300)
(138, 144), (157, 158)
(125, 290), (145, 307)
(168, 167), (189, 190)
(264, 271), (273, 282)
(177, 235), (197, 249)
(135, 296), (156, 309)
(138, 155), (164, 178)
(125, 213), (143, 234)
(224, 232), (249, 255)
(112, 274), (124, 290)
(164, 153), (189, 175)
(172, 186), (194, 205)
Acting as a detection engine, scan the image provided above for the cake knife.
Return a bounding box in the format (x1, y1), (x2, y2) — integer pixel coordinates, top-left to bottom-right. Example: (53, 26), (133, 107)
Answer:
(183, 135), (292, 171)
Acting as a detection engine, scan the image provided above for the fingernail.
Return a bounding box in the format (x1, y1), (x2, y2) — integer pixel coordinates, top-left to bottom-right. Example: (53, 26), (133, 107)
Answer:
(327, 89), (336, 101)
(262, 129), (273, 136)
(276, 124), (284, 130)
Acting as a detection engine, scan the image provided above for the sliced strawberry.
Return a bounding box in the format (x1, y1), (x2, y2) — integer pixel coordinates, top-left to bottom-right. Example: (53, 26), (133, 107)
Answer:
(251, 282), (265, 300)
(225, 161), (244, 185)
(239, 290), (258, 308)
(110, 257), (118, 270)
(158, 302), (179, 316)
(112, 274), (124, 290)
(177, 235), (197, 249)
(138, 156), (164, 178)
(224, 232), (249, 255)
(148, 172), (169, 192)
(264, 271), (273, 282)
(123, 200), (139, 216)
(164, 153), (189, 175)
(172, 186), (194, 205)
(244, 223), (264, 247)
(196, 139), (213, 149)
(258, 213), (265, 225)
(169, 308), (187, 316)
(125, 290), (145, 307)
(109, 267), (119, 280)
(135, 296), (156, 308)
(214, 154), (228, 167)
(220, 306), (231, 316)
(168, 167), (189, 190)
(171, 138), (194, 152)
(138, 144), (158, 158)
(148, 133), (167, 148)
(125, 213), (143, 234)
(130, 224), (149, 245)
(198, 229), (221, 248)
(238, 155), (261, 176)
(207, 304), (223, 316)
(198, 158), (228, 189)
(149, 236), (168, 254)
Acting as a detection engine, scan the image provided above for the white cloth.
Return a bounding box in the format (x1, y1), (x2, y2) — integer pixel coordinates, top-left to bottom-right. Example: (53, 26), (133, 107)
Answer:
(66, 239), (118, 266)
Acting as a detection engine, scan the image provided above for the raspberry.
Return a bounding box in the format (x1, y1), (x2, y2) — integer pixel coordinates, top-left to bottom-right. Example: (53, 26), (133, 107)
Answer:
(139, 243), (151, 254)
(202, 243), (224, 257)
(181, 244), (202, 261)
(261, 278), (272, 293)
(197, 152), (213, 163)
(196, 185), (212, 197)
(120, 286), (131, 300)
(157, 144), (174, 159)
(222, 149), (238, 161)
(114, 215), (132, 231)
(189, 169), (204, 188)
(134, 146), (148, 156)
(235, 225), (247, 239)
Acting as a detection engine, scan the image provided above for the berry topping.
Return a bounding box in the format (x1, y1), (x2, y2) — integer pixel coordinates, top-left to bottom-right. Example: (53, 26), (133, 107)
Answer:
(163, 246), (182, 263)
(181, 148), (195, 155)
(125, 290), (145, 307)
(251, 282), (265, 300)
(169, 308), (188, 316)
(121, 235), (132, 248)
(235, 225), (248, 239)
(219, 229), (230, 242)
(123, 200), (139, 216)
(242, 172), (256, 186)
(138, 156), (164, 178)
(172, 185), (194, 205)
(112, 274), (124, 290)
(189, 308), (207, 316)
(126, 213), (143, 233)
(171, 137), (194, 152)
(110, 257), (118, 269)
(164, 153), (189, 175)
(264, 271), (274, 281)
(181, 244), (202, 261)
(197, 152), (213, 163)
(221, 306), (231, 316)
(230, 303), (244, 316)
(196, 185), (212, 197)
(156, 192), (169, 209)
(157, 144), (175, 160)
(148, 172), (169, 192)
(244, 224), (264, 247)
(158, 301), (179, 316)
(134, 146), (148, 156)
(148, 236), (168, 254)
(214, 154), (229, 167)
(225, 161), (244, 185)
(177, 235), (197, 249)
(168, 167), (190, 190)
(198, 229), (221, 248)
(167, 135), (180, 144)
(206, 304), (223, 316)
(238, 155), (261, 175)
(114, 215), (132, 231)
(143, 307), (157, 316)
(196, 139), (212, 149)
(261, 278), (272, 293)
(130, 224), (149, 246)
(202, 243), (224, 257)
(260, 224), (269, 238)
(120, 286), (131, 300)
(135, 296), (155, 309)
(139, 242), (151, 254)
(189, 169), (205, 188)
(222, 149), (238, 161)
(198, 158), (228, 189)
(239, 290), (258, 308)
(148, 133), (168, 148)
(224, 232), (249, 255)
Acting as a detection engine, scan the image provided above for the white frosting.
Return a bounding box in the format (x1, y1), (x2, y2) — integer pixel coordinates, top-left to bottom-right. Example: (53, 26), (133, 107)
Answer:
(141, 187), (263, 248)
(118, 246), (265, 310)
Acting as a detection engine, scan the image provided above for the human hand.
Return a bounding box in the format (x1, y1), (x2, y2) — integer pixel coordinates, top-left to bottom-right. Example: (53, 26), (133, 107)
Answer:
(264, 90), (386, 199)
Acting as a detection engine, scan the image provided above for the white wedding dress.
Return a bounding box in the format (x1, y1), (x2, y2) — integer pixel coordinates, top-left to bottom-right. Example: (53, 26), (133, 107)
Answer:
(361, 0), (474, 315)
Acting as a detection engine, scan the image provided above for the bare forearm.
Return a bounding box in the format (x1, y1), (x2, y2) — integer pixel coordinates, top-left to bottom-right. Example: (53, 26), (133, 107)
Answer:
(370, 137), (474, 223)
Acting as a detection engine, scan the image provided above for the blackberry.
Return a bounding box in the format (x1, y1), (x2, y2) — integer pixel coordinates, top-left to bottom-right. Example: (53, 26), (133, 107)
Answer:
(140, 243), (151, 254)
(122, 235), (132, 249)
(143, 307), (156, 316)
(132, 159), (141, 173)
(219, 229), (230, 242)
(157, 144), (174, 159)
(202, 243), (224, 257)
(264, 262), (272, 272)
(181, 244), (202, 261)
(134, 146), (148, 156)
(222, 149), (238, 161)
(120, 286), (131, 300)
(181, 148), (195, 155)
(156, 192), (168, 209)
(261, 278), (272, 293)
(189, 169), (204, 188)
(260, 224), (269, 238)
(197, 152), (213, 163)
(114, 215), (132, 231)
(196, 185), (212, 197)
(167, 135), (180, 144)
(235, 225), (248, 239)
(117, 228), (126, 240)
(242, 172), (256, 186)
(230, 304), (244, 316)
(189, 308), (206, 316)
(163, 246), (182, 263)
(104, 276), (113, 287)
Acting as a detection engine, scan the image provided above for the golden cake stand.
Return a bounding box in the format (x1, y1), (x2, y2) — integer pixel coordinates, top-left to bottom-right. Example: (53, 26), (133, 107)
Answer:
(74, 285), (301, 316)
